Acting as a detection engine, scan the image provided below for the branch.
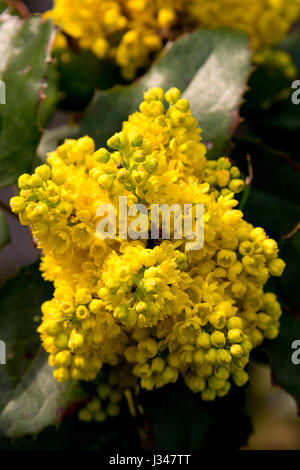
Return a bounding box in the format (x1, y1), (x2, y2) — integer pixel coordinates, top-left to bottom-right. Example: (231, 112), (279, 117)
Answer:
(283, 221), (300, 240)
(239, 154), (253, 211)
(4, 0), (30, 18)
(235, 135), (300, 172)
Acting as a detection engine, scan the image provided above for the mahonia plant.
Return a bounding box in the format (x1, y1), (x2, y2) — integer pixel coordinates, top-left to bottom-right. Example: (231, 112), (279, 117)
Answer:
(46, 0), (300, 79)
(11, 87), (286, 401)
(78, 369), (124, 423)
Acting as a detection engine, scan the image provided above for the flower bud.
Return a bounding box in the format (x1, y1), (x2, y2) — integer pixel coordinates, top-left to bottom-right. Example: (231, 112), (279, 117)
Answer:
(97, 383), (111, 399)
(68, 330), (84, 350)
(144, 87), (164, 102)
(214, 366), (230, 380)
(98, 173), (115, 190)
(78, 408), (93, 422)
(205, 348), (217, 364)
(94, 148), (110, 163)
(196, 332), (211, 349)
(268, 258), (286, 276)
(76, 288), (92, 305)
(211, 331), (226, 348)
(201, 388), (216, 401)
(94, 410), (107, 422)
(230, 344), (243, 358)
(227, 317), (243, 330)
(107, 132), (127, 150)
(55, 350), (72, 367)
(54, 333), (69, 349)
(208, 376), (226, 391)
(232, 370), (249, 387)
(229, 179), (244, 193)
(35, 164), (51, 180)
(87, 398), (101, 412)
(152, 357), (165, 373)
(144, 158), (158, 173)
(110, 389), (123, 403)
(18, 173), (31, 189)
(165, 87), (181, 104)
(53, 367), (69, 382)
(228, 328), (243, 343)
(216, 349), (232, 366)
(107, 403), (120, 417)
(10, 196), (26, 214)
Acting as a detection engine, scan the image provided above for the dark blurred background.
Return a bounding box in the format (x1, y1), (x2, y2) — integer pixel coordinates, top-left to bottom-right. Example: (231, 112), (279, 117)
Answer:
(25, 0), (52, 12)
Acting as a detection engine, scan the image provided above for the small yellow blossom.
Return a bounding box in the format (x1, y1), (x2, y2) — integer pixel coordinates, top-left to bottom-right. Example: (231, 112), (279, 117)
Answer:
(46, 0), (300, 79)
(11, 87), (285, 400)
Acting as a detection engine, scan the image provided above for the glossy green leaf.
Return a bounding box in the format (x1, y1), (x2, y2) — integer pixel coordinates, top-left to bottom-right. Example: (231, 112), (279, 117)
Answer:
(242, 190), (300, 237)
(37, 123), (79, 161)
(54, 48), (123, 111)
(78, 29), (251, 158)
(0, 13), (54, 187)
(141, 380), (252, 450)
(266, 312), (300, 407)
(0, 264), (85, 438)
(0, 405), (140, 450)
(278, 232), (300, 307)
(37, 61), (60, 129)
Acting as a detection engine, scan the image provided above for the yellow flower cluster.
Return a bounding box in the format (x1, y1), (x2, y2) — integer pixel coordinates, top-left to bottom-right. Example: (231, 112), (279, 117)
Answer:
(47, 0), (183, 80)
(253, 48), (298, 80)
(46, 0), (300, 79)
(187, 0), (300, 50)
(78, 370), (124, 422)
(11, 87), (285, 400)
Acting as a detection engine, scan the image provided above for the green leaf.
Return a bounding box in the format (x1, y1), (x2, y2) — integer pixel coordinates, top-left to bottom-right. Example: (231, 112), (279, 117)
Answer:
(0, 13), (54, 187)
(0, 208), (9, 249)
(278, 232), (300, 307)
(265, 312), (300, 407)
(248, 30), (300, 131)
(54, 48), (123, 111)
(37, 61), (60, 129)
(78, 29), (251, 158)
(141, 380), (252, 450)
(242, 64), (292, 113)
(0, 406), (140, 450)
(0, 263), (85, 438)
(37, 123), (79, 161)
(242, 190), (300, 237)
(0, 349), (85, 438)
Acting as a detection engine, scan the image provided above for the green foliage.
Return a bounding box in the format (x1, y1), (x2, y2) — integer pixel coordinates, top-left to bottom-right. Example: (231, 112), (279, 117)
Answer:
(37, 123), (79, 161)
(0, 264), (85, 438)
(0, 13), (54, 187)
(266, 312), (300, 407)
(141, 380), (252, 450)
(233, 29), (300, 412)
(0, 408), (139, 450)
(54, 48), (123, 111)
(78, 29), (251, 159)
(279, 232), (300, 307)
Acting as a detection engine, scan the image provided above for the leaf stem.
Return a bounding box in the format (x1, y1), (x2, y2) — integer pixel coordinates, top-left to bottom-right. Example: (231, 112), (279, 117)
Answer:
(5, 1), (30, 18)
(239, 154), (253, 211)
(282, 221), (300, 240)
(235, 135), (300, 172)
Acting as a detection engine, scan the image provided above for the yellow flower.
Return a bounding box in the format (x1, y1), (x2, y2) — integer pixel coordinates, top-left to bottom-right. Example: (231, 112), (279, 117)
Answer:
(11, 87), (285, 399)
(46, 0), (300, 79)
